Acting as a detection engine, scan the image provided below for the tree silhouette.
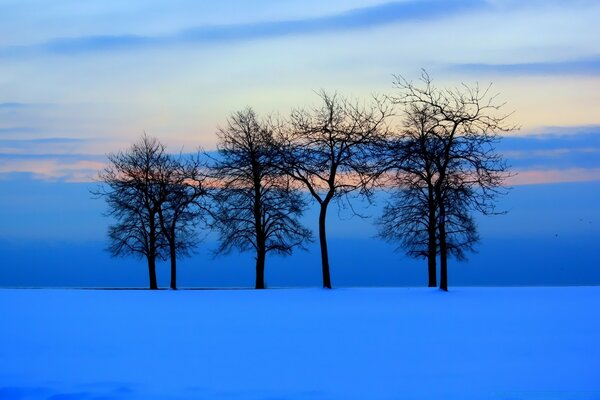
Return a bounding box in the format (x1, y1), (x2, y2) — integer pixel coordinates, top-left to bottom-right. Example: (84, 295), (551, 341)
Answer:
(96, 135), (167, 289)
(211, 108), (311, 289)
(376, 104), (440, 286)
(276, 91), (391, 288)
(156, 153), (208, 289)
(378, 177), (479, 285)
(95, 135), (205, 289)
(381, 72), (514, 291)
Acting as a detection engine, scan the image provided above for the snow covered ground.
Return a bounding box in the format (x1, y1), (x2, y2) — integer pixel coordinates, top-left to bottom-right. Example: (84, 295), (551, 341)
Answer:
(1, 287), (599, 400)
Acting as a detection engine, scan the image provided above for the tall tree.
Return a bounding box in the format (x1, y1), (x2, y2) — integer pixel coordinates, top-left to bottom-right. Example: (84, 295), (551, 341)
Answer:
(211, 108), (311, 289)
(388, 71), (514, 291)
(276, 91), (391, 288)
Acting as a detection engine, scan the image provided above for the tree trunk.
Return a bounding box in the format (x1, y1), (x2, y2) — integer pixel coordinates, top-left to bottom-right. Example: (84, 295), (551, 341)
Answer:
(169, 240), (177, 290)
(439, 202), (448, 292)
(318, 203), (332, 289)
(148, 212), (159, 290)
(147, 254), (158, 290)
(427, 191), (437, 287)
(427, 248), (437, 288)
(255, 247), (266, 289)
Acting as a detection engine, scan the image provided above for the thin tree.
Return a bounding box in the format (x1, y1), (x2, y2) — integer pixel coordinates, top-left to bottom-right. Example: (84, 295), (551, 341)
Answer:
(156, 153), (208, 290)
(211, 108), (311, 289)
(390, 71), (514, 291)
(276, 91), (391, 288)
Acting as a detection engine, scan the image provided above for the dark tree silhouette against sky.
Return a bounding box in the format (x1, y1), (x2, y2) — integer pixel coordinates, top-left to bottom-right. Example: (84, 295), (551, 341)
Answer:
(384, 71), (514, 291)
(95, 135), (205, 289)
(155, 153), (208, 290)
(378, 103), (478, 287)
(275, 91), (391, 288)
(210, 108), (311, 289)
(95, 135), (168, 289)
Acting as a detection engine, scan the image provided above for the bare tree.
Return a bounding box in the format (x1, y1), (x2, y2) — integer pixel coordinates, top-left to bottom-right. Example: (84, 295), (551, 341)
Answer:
(95, 135), (168, 289)
(95, 135), (205, 289)
(385, 71), (514, 291)
(376, 103), (440, 286)
(156, 153), (208, 290)
(211, 108), (311, 289)
(276, 91), (391, 288)
(442, 184), (480, 261)
(378, 177), (479, 286)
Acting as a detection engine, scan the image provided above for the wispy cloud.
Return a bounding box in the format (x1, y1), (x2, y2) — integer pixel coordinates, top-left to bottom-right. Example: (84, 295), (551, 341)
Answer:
(508, 167), (600, 186)
(499, 126), (600, 169)
(0, 137), (85, 147)
(0, 102), (32, 109)
(0, 153), (105, 182)
(453, 55), (600, 76)
(0, 127), (41, 135)
(0, 137), (84, 144)
(0, 0), (485, 57)
(0, 137), (98, 157)
(0, 153), (104, 161)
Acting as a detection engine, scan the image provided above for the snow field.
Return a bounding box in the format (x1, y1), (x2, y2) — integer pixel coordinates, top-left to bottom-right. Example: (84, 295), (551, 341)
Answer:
(1, 287), (599, 400)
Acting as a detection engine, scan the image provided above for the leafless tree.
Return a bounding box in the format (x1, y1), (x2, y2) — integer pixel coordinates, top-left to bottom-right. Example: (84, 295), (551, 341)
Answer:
(95, 134), (206, 289)
(378, 177), (479, 286)
(275, 91), (392, 288)
(210, 108), (311, 289)
(95, 135), (168, 289)
(156, 153), (209, 289)
(382, 71), (514, 291)
(376, 103), (440, 286)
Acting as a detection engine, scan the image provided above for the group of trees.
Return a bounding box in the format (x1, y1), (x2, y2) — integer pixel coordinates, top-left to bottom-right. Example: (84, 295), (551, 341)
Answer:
(94, 136), (207, 290)
(96, 72), (513, 291)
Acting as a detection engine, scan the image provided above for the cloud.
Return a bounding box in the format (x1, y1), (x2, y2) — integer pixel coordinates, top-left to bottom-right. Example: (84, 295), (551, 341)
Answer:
(508, 167), (600, 186)
(0, 0), (485, 57)
(497, 126), (600, 184)
(453, 55), (600, 76)
(498, 126), (600, 170)
(0, 102), (32, 109)
(0, 137), (84, 145)
(0, 153), (105, 182)
(0, 137), (85, 148)
(0, 138), (99, 158)
(2, 126), (599, 185)
(0, 127), (41, 135)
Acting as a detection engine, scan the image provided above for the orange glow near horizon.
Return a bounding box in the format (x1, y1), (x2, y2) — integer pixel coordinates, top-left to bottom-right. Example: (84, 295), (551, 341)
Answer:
(2, 156), (599, 188)
(506, 168), (600, 186)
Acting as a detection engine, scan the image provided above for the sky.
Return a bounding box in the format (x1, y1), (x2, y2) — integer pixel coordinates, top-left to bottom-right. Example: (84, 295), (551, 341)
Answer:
(0, 0), (599, 287)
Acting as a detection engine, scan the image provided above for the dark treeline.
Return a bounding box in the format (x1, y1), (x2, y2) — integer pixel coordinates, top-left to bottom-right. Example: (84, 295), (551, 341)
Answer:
(95, 72), (514, 291)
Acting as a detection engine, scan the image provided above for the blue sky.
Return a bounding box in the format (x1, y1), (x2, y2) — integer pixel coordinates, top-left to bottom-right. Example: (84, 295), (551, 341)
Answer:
(1, 0), (600, 182)
(0, 0), (599, 287)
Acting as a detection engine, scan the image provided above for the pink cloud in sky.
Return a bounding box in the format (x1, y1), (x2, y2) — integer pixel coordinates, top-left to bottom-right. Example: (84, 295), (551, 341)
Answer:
(508, 168), (600, 186)
(2, 156), (600, 187)
(0, 159), (105, 182)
